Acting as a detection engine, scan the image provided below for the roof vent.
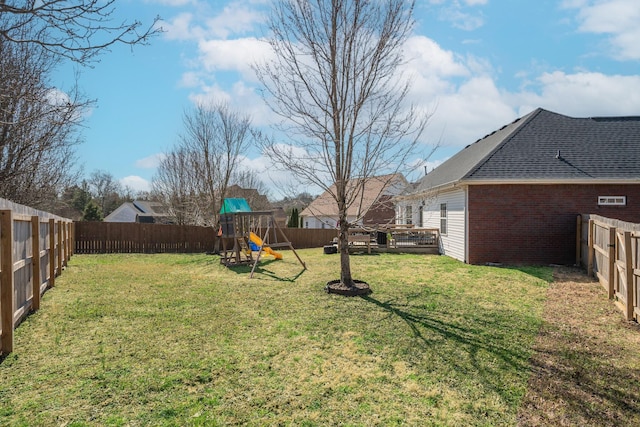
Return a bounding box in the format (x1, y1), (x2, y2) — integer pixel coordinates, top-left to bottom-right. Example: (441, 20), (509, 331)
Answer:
(555, 149), (562, 160)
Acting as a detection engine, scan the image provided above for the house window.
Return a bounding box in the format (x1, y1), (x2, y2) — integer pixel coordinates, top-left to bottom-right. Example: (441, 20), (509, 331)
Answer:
(405, 205), (413, 225)
(418, 205), (423, 228)
(598, 196), (626, 206)
(440, 203), (447, 235)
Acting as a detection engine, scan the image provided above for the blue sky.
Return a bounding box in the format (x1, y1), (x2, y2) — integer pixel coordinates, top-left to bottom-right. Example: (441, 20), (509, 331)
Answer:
(54, 0), (640, 198)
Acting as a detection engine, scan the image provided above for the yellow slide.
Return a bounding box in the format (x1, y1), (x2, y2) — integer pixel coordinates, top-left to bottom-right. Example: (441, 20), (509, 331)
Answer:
(249, 232), (283, 260)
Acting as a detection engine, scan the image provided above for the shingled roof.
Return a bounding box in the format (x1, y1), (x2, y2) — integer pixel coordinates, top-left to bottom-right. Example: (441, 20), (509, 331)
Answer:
(301, 174), (407, 218)
(406, 108), (640, 195)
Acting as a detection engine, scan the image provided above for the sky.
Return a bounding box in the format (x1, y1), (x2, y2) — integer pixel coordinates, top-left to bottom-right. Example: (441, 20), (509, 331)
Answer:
(54, 0), (640, 199)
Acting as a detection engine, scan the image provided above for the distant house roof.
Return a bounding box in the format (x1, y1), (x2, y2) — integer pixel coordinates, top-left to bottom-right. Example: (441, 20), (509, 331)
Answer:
(405, 108), (640, 196)
(226, 185), (271, 211)
(104, 202), (142, 222)
(301, 174), (407, 218)
(104, 200), (174, 223)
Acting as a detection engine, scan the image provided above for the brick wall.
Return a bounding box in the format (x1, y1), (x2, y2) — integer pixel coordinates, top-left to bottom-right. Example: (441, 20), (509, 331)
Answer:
(363, 195), (395, 227)
(467, 184), (640, 265)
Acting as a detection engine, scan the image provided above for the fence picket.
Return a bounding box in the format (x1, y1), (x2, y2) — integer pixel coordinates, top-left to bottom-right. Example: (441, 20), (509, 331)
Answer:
(582, 214), (640, 323)
(1, 210), (15, 354)
(0, 198), (72, 356)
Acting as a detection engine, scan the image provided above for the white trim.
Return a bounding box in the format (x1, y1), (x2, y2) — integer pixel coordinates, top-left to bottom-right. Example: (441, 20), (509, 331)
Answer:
(464, 178), (640, 185)
(464, 186), (469, 263)
(597, 196), (626, 206)
(398, 178), (640, 200)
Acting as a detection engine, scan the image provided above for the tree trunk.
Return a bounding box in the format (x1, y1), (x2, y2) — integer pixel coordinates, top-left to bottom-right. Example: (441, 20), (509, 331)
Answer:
(338, 213), (354, 288)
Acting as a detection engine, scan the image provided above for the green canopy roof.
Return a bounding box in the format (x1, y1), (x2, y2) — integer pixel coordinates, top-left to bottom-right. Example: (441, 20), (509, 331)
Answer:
(220, 198), (252, 214)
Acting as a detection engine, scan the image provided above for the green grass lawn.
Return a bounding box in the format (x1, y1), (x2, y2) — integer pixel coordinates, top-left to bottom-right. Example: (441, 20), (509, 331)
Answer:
(0, 250), (551, 426)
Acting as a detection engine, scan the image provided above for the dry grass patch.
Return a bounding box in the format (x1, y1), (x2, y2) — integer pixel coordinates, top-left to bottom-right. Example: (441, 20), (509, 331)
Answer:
(517, 267), (640, 426)
(0, 251), (550, 426)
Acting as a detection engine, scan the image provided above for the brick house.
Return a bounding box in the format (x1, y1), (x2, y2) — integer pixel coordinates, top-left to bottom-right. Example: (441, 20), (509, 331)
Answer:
(395, 108), (640, 265)
(301, 174), (407, 229)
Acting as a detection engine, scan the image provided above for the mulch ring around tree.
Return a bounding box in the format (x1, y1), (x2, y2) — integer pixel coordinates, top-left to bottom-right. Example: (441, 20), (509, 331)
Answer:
(325, 279), (372, 296)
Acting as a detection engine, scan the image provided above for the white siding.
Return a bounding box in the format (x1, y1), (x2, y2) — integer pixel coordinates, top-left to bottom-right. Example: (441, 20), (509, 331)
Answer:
(302, 215), (361, 229)
(395, 201), (419, 226)
(303, 216), (334, 229)
(422, 187), (467, 262)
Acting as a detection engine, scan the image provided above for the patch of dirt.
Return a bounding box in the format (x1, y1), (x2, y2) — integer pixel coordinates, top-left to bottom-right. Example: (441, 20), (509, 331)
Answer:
(517, 266), (640, 426)
(325, 279), (372, 296)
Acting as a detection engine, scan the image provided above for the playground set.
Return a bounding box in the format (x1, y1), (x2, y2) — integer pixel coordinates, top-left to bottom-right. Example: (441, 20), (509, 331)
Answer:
(218, 198), (306, 278)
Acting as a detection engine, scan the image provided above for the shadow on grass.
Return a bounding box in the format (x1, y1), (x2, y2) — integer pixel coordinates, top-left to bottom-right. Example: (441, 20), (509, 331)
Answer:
(227, 259), (306, 282)
(359, 293), (535, 406)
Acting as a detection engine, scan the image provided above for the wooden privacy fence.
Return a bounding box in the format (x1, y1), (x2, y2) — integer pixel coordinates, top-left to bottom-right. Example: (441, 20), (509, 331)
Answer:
(74, 222), (340, 254)
(580, 214), (640, 322)
(0, 200), (73, 356)
(75, 222), (217, 254)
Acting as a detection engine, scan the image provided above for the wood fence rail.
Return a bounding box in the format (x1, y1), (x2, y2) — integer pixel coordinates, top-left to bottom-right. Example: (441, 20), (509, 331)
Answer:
(580, 214), (640, 322)
(74, 222), (217, 254)
(74, 222), (340, 254)
(0, 199), (73, 356)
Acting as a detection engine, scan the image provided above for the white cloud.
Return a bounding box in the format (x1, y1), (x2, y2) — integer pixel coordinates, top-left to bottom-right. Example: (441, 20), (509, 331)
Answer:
(162, 1), (266, 41)
(441, 8), (484, 31)
(149, 0), (196, 6)
(197, 37), (269, 80)
(514, 71), (640, 117)
(404, 36), (470, 79)
(120, 176), (151, 193)
(414, 68), (640, 154)
(205, 2), (266, 38)
(566, 0), (640, 60)
(178, 71), (202, 88)
(420, 76), (517, 150)
(135, 153), (167, 169)
(165, 0), (640, 191)
(162, 12), (205, 41)
(434, 0), (486, 31)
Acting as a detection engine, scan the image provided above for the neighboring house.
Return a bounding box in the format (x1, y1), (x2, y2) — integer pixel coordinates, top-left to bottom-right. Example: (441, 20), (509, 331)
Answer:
(226, 185), (272, 211)
(395, 108), (640, 265)
(301, 174), (408, 229)
(104, 200), (174, 224)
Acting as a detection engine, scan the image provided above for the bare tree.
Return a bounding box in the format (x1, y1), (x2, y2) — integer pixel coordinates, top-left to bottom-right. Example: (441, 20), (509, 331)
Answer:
(88, 169), (122, 217)
(255, 0), (430, 292)
(153, 101), (255, 227)
(0, 0), (159, 210)
(0, 0), (160, 64)
(152, 148), (199, 225)
(230, 169), (272, 210)
(0, 25), (85, 207)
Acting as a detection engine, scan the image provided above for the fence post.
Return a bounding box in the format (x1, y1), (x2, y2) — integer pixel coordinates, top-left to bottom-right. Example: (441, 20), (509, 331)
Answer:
(608, 227), (616, 299)
(1, 210), (15, 354)
(576, 215), (582, 266)
(623, 231), (634, 320)
(57, 220), (63, 275)
(62, 221), (68, 267)
(31, 216), (41, 312)
(69, 222), (75, 257)
(587, 219), (594, 277)
(49, 218), (56, 287)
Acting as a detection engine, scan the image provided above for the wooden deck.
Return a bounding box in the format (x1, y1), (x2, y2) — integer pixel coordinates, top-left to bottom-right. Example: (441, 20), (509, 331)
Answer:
(347, 227), (440, 255)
